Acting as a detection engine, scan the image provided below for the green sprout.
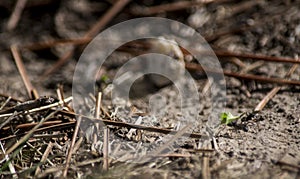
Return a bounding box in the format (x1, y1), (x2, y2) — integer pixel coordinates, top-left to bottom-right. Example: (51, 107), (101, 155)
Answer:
(220, 112), (244, 125)
(100, 75), (110, 83)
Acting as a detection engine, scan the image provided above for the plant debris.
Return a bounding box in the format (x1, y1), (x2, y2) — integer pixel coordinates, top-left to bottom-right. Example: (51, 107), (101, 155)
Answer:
(0, 0), (299, 178)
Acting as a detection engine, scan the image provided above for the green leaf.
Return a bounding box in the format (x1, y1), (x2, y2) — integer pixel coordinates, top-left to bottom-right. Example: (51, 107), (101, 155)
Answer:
(100, 75), (110, 83)
(220, 112), (240, 125)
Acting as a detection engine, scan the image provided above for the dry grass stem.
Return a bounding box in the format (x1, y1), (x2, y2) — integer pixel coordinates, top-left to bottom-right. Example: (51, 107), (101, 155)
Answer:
(84, 0), (131, 38)
(255, 57), (299, 111)
(63, 115), (81, 177)
(0, 96), (72, 118)
(240, 61), (264, 74)
(26, 141), (55, 166)
(0, 112), (17, 130)
(202, 156), (211, 179)
(5, 110), (57, 155)
(41, 0), (131, 79)
(0, 141), (17, 178)
(23, 38), (91, 51)
(11, 45), (36, 99)
(35, 142), (53, 175)
(130, 1), (208, 16)
(103, 126), (109, 171)
(0, 97), (12, 111)
(185, 63), (300, 86)
(215, 50), (300, 64)
(94, 92), (110, 171)
(6, 0), (28, 31)
(0, 121), (75, 141)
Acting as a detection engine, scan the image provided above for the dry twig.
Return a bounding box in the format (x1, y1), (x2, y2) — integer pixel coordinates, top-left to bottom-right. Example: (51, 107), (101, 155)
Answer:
(0, 141), (17, 178)
(63, 116), (81, 177)
(5, 110), (57, 155)
(6, 0), (28, 31)
(202, 156), (211, 179)
(40, 0), (131, 79)
(0, 96), (72, 118)
(1, 120), (62, 131)
(255, 57), (299, 111)
(0, 121), (74, 141)
(11, 45), (37, 99)
(35, 142), (53, 175)
(94, 92), (110, 171)
(130, 1), (208, 16)
(185, 63), (300, 86)
(214, 50), (300, 64)
(0, 97), (12, 111)
(23, 38), (91, 51)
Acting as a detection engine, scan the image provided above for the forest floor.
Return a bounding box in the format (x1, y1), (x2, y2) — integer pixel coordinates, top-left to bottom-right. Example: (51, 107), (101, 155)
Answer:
(0, 0), (299, 178)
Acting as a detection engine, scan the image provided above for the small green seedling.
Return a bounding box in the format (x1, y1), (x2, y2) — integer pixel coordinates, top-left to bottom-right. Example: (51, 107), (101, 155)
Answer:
(100, 75), (110, 83)
(220, 112), (244, 125)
